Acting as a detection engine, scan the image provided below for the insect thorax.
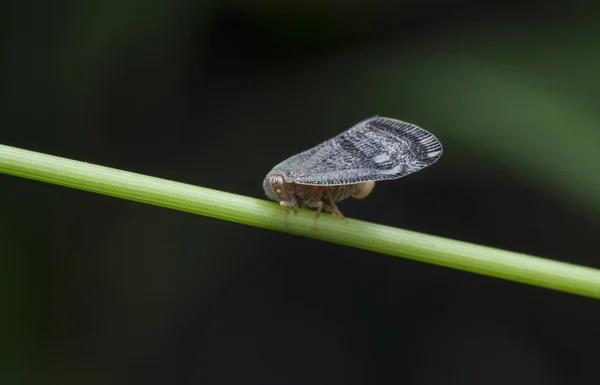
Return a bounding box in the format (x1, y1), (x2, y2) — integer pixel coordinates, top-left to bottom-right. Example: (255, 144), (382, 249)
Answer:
(265, 169), (375, 205)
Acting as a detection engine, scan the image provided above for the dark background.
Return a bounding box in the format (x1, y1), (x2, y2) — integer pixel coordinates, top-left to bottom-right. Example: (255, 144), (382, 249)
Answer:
(2, 1), (599, 384)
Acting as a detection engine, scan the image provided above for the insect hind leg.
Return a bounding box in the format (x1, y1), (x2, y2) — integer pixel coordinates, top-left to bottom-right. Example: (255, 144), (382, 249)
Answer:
(323, 201), (349, 224)
(325, 204), (348, 223)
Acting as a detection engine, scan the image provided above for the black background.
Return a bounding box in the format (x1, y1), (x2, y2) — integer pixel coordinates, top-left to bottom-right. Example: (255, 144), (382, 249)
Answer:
(2, 1), (599, 384)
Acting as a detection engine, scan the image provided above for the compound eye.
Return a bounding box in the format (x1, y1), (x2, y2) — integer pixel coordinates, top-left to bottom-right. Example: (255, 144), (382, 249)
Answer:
(271, 175), (283, 187)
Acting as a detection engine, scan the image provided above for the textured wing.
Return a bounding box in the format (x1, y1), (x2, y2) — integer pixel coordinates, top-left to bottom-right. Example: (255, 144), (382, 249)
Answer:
(268, 116), (442, 186)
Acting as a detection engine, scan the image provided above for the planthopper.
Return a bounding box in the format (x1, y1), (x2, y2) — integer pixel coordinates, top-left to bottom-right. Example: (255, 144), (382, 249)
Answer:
(263, 116), (442, 228)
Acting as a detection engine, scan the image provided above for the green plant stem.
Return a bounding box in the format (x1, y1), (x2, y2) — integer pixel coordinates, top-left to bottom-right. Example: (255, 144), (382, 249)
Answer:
(1, 143), (600, 299)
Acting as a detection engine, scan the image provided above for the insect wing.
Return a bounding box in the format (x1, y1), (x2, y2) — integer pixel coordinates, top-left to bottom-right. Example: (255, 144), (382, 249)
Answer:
(271, 116), (442, 186)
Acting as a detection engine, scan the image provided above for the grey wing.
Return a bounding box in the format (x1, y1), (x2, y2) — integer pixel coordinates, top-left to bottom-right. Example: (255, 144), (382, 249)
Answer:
(271, 116), (443, 186)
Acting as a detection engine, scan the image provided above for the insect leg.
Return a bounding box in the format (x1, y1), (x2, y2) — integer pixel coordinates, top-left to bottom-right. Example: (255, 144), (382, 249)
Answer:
(325, 190), (349, 223)
(279, 197), (298, 224)
(303, 199), (324, 229)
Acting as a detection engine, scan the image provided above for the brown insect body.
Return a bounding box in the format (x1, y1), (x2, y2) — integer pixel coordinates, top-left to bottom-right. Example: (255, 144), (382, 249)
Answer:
(263, 116), (442, 228)
(264, 172), (375, 228)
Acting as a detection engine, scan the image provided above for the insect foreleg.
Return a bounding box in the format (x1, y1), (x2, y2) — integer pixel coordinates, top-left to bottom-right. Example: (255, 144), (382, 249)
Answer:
(279, 196), (298, 224)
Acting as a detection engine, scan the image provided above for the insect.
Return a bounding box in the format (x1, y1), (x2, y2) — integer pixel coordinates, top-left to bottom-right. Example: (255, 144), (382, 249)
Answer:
(263, 116), (443, 228)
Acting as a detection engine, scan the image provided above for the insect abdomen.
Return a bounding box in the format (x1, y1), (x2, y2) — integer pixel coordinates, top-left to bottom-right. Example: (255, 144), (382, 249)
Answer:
(293, 181), (374, 203)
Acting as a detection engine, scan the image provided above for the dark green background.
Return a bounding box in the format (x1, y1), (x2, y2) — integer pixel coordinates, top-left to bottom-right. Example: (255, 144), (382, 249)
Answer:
(2, 1), (599, 384)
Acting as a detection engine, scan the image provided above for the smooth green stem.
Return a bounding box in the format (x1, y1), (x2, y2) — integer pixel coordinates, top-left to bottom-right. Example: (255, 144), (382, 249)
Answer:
(1, 143), (600, 299)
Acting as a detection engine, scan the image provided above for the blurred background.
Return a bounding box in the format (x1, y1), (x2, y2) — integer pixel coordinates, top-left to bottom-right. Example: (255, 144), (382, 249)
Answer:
(2, 0), (599, 384)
